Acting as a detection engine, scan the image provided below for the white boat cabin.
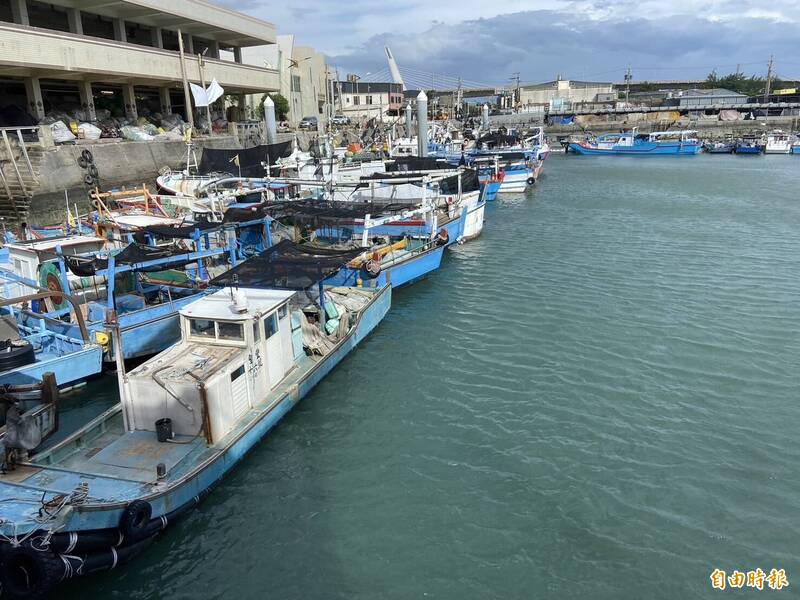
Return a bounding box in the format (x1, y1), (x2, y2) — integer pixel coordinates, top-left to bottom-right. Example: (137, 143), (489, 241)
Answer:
(125, 287), (302, 443)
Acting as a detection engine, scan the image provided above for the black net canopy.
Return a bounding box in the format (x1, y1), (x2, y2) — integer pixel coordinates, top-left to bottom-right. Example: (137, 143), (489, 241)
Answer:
(198, 141), (293, 177)
(65, 243), (197, 276)
(210, 240), (363, 290)
(385, 157), (452, 172)
(361, 168), (480, 195)
(477, 133), (519, 148)
(142, 220), (220, 239)
(264, 200), (417, 229)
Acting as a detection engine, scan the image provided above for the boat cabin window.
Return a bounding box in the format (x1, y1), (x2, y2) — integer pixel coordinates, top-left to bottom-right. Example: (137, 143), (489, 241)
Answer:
(278, 304), (288, 319)
(265, 313), (279, 339)
(218, 322), (244, 341)
(253, 321), (261, 343)
(190, 318), (215, 338)
(188, 318), (245, 344)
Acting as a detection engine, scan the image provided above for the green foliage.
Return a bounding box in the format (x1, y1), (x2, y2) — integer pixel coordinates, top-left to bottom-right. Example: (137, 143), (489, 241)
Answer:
(705, 71), (800, 96)
(256, 93), (290, 120)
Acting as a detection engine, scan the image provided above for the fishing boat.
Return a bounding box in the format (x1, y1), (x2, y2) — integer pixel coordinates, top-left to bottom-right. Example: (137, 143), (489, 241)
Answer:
(568, 129), (701, 155)
(763, 130), (792, 154)
(0, 284), (102, 391)
(792, 140), (800, 155)
(703, 140), (735, 154)
(0, 242), (391, 599)
(734, 135), (762, 154)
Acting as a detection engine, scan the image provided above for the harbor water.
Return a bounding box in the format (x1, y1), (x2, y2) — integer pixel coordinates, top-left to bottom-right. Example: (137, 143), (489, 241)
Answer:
(66, 155), (800, 599)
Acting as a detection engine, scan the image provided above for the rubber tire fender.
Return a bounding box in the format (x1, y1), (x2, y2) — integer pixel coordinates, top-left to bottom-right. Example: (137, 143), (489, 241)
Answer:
(0, 545), (64, 600)
(0, 341), (36, 370)
(87, 164), (99, 179)
(435, 228), (449, 247)
(81, 149), (94, 164)
(119, 500), (152, 541)
(84, 173), (96, 186)
(77, 155), (89, 169)
(526, 176), (536, 185)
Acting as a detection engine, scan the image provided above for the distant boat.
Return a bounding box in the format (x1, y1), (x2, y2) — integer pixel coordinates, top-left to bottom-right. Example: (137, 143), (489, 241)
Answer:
(791, 141), (800, 155)
(568, 129), (701, 155)
(763, 130), (792, 154)
(703, 141), (735, 154)
(734, 136), (762, 154)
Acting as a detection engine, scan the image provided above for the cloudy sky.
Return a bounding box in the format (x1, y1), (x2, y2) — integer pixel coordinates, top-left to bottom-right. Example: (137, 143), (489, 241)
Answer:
(216, 0), (800, 85)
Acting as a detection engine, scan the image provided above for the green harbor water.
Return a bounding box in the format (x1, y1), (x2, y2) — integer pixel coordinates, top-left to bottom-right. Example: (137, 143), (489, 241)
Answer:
(64, 154), (800, 599)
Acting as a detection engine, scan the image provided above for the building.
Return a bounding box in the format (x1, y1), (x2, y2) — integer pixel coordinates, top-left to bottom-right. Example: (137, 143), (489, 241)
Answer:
(241, 34), (328, 126)
(335, 81), (404, 120)
(665, 88), (748, 107)
(517, 78), (615, 112)
(0, 0), (279, 124)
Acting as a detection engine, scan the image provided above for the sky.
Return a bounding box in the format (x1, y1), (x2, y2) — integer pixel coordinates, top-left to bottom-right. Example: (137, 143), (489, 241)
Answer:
(215, 0), (800, 86)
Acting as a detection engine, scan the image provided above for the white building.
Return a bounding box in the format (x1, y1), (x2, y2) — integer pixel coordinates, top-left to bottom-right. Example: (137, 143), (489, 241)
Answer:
(0, 0), (279, 123)
(517, 79), (615, 112)
(241, 34), (328, 126)
(335, 81), (403, 120)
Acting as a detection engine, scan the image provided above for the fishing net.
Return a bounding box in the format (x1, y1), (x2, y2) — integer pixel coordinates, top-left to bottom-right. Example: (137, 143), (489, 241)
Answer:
(65, 243), (197, 275)
(209, 240), (363, 290)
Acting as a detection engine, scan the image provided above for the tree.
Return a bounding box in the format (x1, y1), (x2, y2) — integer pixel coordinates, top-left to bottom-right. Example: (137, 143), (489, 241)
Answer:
(256, 93), (289, 121)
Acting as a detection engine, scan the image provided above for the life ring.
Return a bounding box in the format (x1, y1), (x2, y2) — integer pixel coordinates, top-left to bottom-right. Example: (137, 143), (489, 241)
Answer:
(0, 544), (64, 599)
(526, 177), (536, 185)
(435, 228), (449, 246)
(81, 149), (94, 163)
(119, 499), (152, 541)
(362, 258), (381, 279)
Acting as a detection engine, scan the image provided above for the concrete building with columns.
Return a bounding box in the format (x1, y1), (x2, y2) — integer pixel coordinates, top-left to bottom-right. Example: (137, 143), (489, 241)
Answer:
(0, 0), (279, 125)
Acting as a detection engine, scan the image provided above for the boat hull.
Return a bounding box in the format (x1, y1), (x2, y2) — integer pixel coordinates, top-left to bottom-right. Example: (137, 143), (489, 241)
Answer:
(569, 142), (701, 155)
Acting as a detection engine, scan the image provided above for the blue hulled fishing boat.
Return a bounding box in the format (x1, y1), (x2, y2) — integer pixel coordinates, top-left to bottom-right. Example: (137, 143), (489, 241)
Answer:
(0, 242), (390, 599)
(569, 129), (701, 155)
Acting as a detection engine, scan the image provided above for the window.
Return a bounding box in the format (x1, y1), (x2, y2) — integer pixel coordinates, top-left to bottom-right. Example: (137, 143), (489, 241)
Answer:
(353, 96), (360, 106)
(366, 95), (373, 105)
(218, 322), (244, 341)
(291, 75), (301, 92)
(190, 319), (215, 338)
(231, 365), (245, 381)
(253, 321), (261, 343)
(265, 313), (278, 339)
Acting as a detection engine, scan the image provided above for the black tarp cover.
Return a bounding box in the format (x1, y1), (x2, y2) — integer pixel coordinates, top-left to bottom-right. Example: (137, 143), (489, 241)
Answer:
(198, 141), (293, 177)
(65, 243), (197, 276)
(209, 239), (363, 290)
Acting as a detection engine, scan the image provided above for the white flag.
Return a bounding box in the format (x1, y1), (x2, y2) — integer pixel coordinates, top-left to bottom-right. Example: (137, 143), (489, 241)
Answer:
(190, 79), (225, 107)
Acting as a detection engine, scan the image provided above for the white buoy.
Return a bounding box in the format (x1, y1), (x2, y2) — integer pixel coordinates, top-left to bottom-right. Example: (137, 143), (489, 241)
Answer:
(263, 96), (277, 145)
(482, 103), (489, 130)
(417, 91), (428, 157)
(405, 102), (413, 139)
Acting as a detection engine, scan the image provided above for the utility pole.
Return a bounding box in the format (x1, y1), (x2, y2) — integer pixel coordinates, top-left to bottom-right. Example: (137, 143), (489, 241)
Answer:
(510, 72), (520, 111)
(624, 67), (632, 104)
(764, 55), (774, 104)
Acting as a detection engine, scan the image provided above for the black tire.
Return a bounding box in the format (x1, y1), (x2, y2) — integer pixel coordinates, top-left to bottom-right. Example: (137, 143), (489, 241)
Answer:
(0, 545), (65, 600)
(435, 228), (449, 247)
(77, 156), (89, 169)
(87, 164), (99, 178)
(119, 500), (152, 541)
(84, 173), (96, 186)
(81, 149), (94, 163)
(526, 176), (536, 185)
(0, 341), (35, 370)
